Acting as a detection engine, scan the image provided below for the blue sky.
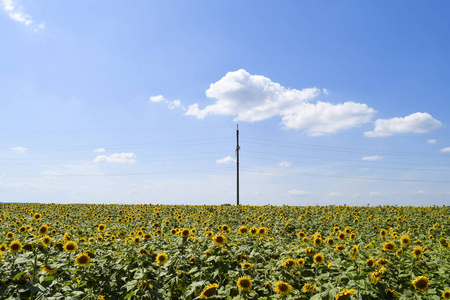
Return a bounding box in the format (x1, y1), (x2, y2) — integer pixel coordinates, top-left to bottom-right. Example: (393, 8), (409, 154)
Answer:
(1, 0), (450, 206)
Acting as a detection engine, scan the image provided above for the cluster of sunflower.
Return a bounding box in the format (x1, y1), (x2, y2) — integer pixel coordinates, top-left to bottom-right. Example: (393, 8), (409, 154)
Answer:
(0, 203), (449, 299)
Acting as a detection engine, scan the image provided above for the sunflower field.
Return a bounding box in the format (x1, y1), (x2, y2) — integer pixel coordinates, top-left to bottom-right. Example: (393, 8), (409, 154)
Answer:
(0, 203), (449, 300)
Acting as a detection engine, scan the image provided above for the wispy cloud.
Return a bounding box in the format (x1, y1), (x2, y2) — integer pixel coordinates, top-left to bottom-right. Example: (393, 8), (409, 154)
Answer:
(149, 95), (185, 110)
(93, 148), (106, 153)
(278, 161), (292, 167)
(440, 147), (450, 153)
(1, 0), (44, 31)
(361, 155), (383, 161)
(216, 156), (236, 164)
(288, 189), (310, 196)
(93, 153), (136, 164)
(427, 139), (437, 144)
(11, 146), (27, 153)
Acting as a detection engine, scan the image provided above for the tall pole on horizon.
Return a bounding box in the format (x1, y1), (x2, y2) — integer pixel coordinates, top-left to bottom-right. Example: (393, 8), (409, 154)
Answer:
(236, 124), (240, 206)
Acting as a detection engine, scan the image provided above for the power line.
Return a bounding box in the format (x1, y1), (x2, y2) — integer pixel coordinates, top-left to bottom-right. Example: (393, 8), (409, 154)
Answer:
(243, 156), (450, 172)
(4, 167), (235, 178)
(241, 166), (450, 184)
(243, 138), (446, 158)
(243, 150), (450, 168)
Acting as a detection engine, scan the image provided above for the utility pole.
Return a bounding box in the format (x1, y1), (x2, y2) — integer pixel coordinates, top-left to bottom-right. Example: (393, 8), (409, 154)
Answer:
(236, 124), (240, 206)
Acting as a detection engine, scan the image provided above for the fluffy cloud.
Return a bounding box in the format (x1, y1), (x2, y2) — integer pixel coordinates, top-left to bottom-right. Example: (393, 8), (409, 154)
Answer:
(11, 146), (27, 153)
(1, 0), (44, 31)
(93, 153), (136, 164)
(361, 155), (383, 161)
(149, 95), (184, 110)
(364, 112), (442, 137)
(216, 156), (236, 164)
(185, 69), (375, 135)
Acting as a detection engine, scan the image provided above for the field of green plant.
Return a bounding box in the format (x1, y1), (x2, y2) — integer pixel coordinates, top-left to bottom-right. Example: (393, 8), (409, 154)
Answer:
(0, 203), (449, 300)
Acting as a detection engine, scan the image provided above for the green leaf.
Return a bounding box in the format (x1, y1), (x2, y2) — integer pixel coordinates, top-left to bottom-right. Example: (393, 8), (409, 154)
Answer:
(123, 291), (135, 300)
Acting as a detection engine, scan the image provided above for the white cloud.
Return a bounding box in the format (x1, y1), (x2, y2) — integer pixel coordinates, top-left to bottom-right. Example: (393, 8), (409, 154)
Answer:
(278, 161), (292, 167)
(364, 112), (442, 137)
(322, 88), (329, 95)
(150, 95), (184, 110)
(1, 0), (43, 31)
(41, 170), (58, 178)
(149, 95), (166, 103)
(93, 153), (136, 164)
(216, 156), (236, 164)
(427, 139), (437, 144)
(11, 146), (27, 153)
(168, 100), (181, 110)
(281, 101), (375, 135)
(440, 147), (450, 153)
(361, 155), (383, 161)
(93, 148), (106, 153)
(329, 192), (342, 197)
(288, 189), (310, 196)
(185, 69), (375, 135)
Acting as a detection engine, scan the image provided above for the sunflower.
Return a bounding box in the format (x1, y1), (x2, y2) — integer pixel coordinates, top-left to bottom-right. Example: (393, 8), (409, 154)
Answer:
(275, 281), (292, 296)
(335, 244), (345, 252)
(411, 246), (423, 259)
(63, 241), (78, 253)
(366, 258), (375, 268)
(298, 231), (306, 238)
(412, 276), (430, 292)
(39, 236), (52, 247)
(241, 262), (253, 269)
(34, 213), (41, 220)
(250, 227), (258, 236)
(97, 224), (106, 232)
(349, 232), (356, 240)
(200, 283), (219, 299)
(212, 234), (226, 246)
(282, 259), (296, 268)
(180, 228), (191, 238)
(75, 253), (90, 267)
(370, 267), (385, 284)
(0, 244), (6, 252)
(335, 288), (356, 300)
(400, 235), (410, 246)
(42, 265), (58, 274)
(305, 247), (316, 256)
(313, 253), (325, 265)
(238, 225), (248, 235)
(237, 276), (252, 291)
(376, 258), (390, 266)
(156, 253), (168, 264)
(380, 229), (387, 238)
(314, 237), (322, 246)
(442, 290), (450, 300)
(325, 238), (335, 246)
(338, 232), (346, 240)
(383, 241), (396, 252)
(9, 240), (22, 253)
(18, 226), (27, 233)
(205, 250), (212, 258)
(22, 243), (33, 251)
(385, 289), (397, 297)
(297, 258), (305, 267)
(39, 225), (49, 235)
(6, 231), (14, 239)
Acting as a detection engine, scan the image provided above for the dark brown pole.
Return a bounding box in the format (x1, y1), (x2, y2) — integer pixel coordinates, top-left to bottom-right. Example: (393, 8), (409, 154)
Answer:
(236, 124), (240, 205)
